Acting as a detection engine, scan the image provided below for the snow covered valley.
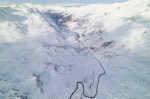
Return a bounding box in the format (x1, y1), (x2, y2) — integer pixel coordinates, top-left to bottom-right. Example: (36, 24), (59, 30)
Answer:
(0, 0), (150, 99)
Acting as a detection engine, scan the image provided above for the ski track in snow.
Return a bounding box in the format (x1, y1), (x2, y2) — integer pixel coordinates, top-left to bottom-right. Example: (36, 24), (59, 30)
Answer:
(0, 0), (150, 99)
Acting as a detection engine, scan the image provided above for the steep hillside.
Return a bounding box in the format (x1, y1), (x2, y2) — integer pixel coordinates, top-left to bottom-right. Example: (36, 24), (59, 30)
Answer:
(0, 0), (150, 99)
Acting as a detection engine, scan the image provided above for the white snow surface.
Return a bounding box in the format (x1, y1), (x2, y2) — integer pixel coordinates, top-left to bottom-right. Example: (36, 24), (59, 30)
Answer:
(0, 0), (150, 99)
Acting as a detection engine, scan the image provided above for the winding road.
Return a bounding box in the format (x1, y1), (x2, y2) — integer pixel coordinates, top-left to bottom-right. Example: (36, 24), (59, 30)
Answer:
(69, 36), (106, 99)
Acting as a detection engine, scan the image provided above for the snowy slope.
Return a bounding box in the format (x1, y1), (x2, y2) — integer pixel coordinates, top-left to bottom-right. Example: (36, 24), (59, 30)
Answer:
(0, 0), (150, 99)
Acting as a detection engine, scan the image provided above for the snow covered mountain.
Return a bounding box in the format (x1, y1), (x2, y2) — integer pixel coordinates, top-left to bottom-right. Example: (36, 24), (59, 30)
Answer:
(0, 0), (150, 99)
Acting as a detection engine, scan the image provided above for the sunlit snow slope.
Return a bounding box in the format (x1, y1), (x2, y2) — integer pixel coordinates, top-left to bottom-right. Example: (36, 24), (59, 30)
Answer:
(0, 0), (150, 99)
